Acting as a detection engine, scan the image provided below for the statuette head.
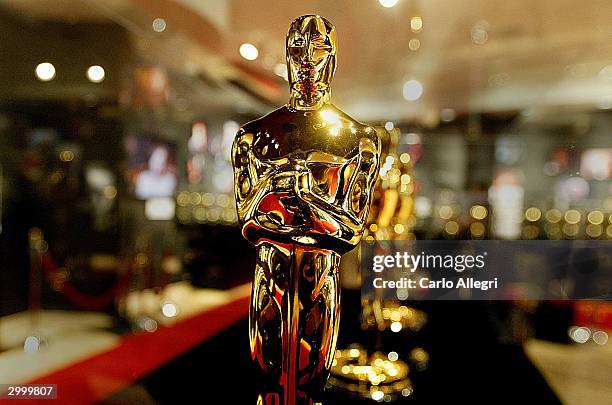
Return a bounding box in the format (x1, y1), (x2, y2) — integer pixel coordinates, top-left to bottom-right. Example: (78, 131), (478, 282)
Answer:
(286, 15), (337, 110)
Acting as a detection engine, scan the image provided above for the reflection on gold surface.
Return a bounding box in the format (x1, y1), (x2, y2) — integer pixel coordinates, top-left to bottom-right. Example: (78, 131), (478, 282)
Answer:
(232, 15), (381, 405)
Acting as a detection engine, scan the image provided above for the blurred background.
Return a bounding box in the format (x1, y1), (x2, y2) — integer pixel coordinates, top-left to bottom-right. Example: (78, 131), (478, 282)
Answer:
(0, 0), (611, 404)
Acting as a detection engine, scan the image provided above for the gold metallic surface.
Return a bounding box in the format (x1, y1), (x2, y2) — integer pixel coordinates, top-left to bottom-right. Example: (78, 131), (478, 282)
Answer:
(232, 15), (381, 405)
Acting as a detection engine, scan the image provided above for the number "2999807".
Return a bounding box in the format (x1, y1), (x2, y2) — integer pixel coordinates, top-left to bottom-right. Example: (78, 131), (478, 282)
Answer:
(0, 384), (57, 399)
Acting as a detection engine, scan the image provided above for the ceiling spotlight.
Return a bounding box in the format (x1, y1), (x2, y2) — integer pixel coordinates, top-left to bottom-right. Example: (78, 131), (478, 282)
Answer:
(379, 0), (399, 7)
(408, 38), (420, 51)
(471, 20), (489, 45)
(86, 65), (105, 83)
(152, 18), (167, 33)
(410, 16), (423, 33)
(403, 79), (423, 101)
(471, 28), (488, 45)
(35, 62), (56, 82)
(239, 43), (259, 61)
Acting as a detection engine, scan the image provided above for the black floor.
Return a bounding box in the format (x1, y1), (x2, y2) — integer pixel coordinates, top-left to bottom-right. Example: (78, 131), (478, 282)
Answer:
(108, 294), (562, 405)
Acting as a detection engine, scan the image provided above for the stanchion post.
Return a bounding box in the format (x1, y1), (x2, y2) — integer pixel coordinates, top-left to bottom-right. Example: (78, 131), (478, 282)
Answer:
(26, 228), (46, 352)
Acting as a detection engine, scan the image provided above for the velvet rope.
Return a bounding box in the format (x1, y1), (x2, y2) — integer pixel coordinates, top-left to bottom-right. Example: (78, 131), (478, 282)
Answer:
(39, 252), (131, 310)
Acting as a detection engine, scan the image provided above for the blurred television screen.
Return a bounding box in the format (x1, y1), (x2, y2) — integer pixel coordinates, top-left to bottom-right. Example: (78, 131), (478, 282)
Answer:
(124, 135), (177, 200)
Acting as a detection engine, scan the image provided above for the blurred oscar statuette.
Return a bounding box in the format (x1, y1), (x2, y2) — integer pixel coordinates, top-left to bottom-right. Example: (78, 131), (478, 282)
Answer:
(232, 15), (381, 405)
(329, 126), (423, 402)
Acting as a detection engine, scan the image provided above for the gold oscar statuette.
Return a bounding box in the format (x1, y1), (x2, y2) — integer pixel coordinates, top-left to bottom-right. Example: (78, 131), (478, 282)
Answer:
(330, 126), (420, 402)
(232, 15), (381, 405)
